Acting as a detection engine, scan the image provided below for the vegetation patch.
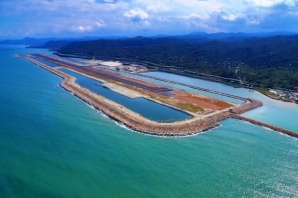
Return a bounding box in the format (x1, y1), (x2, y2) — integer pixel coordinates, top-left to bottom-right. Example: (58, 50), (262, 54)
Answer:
(176, 102), (203, 113)
(53, 35), (298, 89)
(255, 87), (280, 99)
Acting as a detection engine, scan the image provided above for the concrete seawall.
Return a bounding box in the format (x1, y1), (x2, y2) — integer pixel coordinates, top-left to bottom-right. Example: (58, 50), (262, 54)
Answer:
(24, 56), (298, 138)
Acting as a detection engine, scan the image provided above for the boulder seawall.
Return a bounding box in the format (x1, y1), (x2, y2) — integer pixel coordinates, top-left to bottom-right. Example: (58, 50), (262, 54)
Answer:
(24, 56), (298, 138)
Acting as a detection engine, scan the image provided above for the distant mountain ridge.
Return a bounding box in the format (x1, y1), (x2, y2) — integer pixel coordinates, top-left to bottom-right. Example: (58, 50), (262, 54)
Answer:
(0, 36), (122, 46)
(3, 32), (298, 89)
(54, 34), (298, 89)
(0, 37), (58, 45)
(1, 31), (296, 45)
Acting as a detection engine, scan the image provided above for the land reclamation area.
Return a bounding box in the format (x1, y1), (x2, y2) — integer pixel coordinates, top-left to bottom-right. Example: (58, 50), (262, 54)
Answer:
(22, 53), (298, 138)
(31, 54), (233, 115)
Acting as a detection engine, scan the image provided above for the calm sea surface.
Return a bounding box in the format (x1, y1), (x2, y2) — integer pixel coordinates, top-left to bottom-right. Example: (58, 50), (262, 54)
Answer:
(0, 45), (297, 197)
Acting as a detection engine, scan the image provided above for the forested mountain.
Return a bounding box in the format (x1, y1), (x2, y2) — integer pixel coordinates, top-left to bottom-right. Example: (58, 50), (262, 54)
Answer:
(0, 37), (58, 45)
(50, 35), (298, 89)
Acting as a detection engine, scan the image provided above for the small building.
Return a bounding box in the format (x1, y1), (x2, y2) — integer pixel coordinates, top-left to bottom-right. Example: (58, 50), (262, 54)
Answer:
(269, 89), (277, 95)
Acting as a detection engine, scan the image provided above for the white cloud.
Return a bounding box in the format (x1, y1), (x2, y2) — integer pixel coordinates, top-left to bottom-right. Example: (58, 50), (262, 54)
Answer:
(220, 12), (238, 21)
(71, 20), (106, 33)
(96, 20), (106, 27)
(146, 2), (170, 12)
(1, 0), (298, 37)
(72, 25), (94, 32)
(124, 9), (149, 22)
(246, 0), (296, 7)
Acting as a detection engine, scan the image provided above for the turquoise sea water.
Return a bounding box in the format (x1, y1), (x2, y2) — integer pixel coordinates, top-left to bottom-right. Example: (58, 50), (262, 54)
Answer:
(0, 45), (297, 197)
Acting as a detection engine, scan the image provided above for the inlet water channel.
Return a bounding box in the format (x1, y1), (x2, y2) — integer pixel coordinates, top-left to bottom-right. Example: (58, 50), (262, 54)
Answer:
(59, 68), (191, 122)
(97, 68), (244, 104)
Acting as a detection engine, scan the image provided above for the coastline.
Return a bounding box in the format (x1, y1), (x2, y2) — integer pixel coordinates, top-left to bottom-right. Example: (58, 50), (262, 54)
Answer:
(253, 87), (298, 104)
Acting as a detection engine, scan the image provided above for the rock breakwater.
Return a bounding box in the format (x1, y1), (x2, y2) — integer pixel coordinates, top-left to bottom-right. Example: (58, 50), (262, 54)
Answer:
(231, 114), (298, 139)
(25, 56), (291, 137)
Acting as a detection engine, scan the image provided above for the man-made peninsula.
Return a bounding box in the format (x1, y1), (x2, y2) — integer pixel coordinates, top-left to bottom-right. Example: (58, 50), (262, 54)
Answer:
(23, 54), (298, 138)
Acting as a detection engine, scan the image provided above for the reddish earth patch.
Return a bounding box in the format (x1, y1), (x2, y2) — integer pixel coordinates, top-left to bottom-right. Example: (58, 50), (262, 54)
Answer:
(173, 91), (232, 111)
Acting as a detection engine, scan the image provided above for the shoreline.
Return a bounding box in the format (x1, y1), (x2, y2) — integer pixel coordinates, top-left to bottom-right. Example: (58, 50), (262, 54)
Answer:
(23, 55), (298, 138)
(253, 87), (298, 104)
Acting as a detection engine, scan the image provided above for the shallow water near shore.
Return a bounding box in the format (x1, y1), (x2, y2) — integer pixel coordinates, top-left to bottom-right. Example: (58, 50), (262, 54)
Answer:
(0, 45), (297, 197)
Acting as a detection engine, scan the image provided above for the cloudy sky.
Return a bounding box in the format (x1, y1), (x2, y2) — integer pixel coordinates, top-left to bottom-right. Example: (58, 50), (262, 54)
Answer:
(0, 0), (298, 38)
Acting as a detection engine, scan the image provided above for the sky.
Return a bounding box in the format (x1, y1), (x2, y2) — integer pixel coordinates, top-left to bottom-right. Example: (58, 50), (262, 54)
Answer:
(0, 0), (298, 39)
